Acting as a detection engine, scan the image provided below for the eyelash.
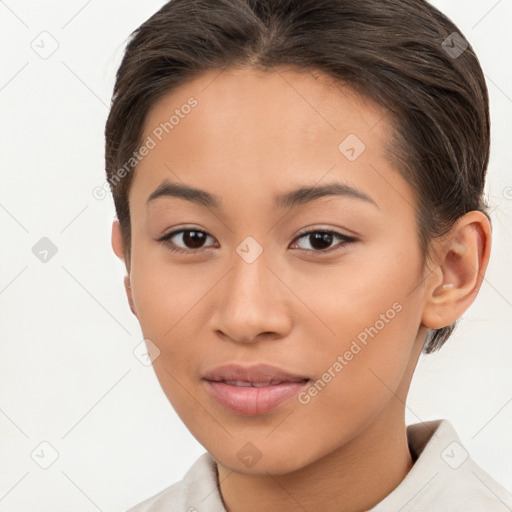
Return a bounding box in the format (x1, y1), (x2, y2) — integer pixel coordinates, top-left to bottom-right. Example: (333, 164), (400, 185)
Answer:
(157, 228), (357, 256)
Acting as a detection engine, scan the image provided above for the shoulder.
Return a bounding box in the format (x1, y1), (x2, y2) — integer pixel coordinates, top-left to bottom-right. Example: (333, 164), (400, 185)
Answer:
(370, 419), (512, 511)
(126, 480), (182, 512)
(422, 419), (511, 510)
(126, 452), (225, 512)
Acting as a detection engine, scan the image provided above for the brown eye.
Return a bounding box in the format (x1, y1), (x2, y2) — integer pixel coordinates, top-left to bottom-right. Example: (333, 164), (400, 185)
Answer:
(180, 230), (208, 249)
(292, 230), (357, 254)
(158, 229), (216, 253)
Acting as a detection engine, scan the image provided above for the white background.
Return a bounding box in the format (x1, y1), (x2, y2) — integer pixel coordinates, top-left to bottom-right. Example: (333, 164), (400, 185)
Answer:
(1, 1), (511, 510)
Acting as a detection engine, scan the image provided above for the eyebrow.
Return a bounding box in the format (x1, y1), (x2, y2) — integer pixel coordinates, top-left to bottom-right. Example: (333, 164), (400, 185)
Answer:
(146, 180), (379, 210)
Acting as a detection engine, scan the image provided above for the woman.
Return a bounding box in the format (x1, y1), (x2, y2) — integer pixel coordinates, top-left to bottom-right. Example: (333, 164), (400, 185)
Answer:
(105, 0), (511, 510)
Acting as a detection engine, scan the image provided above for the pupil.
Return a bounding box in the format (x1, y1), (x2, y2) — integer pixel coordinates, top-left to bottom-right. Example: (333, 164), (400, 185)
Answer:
(310, 232), (332, 250)
(184, 231), (206, 248)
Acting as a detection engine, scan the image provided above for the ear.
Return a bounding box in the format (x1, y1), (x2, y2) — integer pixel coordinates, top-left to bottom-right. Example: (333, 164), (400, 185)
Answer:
(421, 210), (492, 330)
(111, 219), (138, 317)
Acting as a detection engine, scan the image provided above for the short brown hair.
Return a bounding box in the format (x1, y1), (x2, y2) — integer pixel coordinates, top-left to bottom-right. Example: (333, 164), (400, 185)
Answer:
(105, 0), (491, 353)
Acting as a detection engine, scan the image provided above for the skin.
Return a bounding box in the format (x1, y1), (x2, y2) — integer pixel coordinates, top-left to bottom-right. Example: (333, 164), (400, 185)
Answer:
(111, 66), (491, 512)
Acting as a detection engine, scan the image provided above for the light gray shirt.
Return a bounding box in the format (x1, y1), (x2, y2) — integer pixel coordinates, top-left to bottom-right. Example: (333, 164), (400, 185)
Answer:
(127, 419), (512, 511)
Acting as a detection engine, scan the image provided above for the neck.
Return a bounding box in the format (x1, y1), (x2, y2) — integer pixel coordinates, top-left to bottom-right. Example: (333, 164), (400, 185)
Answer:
(217, 404), (414, 512)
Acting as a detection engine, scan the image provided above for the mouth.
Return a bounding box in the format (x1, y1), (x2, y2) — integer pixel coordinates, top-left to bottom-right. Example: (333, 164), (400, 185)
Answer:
(202, 363), (310, 415)
(217, 379), (308, 387)
(202, 362), (310, 384)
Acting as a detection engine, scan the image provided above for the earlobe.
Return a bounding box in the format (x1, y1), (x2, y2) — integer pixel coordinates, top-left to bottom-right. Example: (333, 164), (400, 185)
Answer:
(421, 211), (491, 330)
(111, 219), (138, 317)
(124, 274), (138, 317)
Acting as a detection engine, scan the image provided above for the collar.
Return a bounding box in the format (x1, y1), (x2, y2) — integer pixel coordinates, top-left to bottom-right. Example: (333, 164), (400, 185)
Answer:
(140, 419), (511, 511)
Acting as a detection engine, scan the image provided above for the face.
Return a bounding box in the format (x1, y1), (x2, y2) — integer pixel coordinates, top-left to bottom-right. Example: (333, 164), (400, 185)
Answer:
(119, 66), (430, 474)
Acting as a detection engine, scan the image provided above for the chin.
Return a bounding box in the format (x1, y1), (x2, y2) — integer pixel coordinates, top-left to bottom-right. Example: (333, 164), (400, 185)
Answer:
(210, 443), (316, 476)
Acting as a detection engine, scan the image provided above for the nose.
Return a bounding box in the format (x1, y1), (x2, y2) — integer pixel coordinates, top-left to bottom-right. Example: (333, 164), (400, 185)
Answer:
(211, 246), (292, 344)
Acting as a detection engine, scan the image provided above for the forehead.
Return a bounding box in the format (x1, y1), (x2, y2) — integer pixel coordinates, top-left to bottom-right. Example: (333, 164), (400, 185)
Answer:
(131, 66), (411, 220)
(142, 65), (389, 146)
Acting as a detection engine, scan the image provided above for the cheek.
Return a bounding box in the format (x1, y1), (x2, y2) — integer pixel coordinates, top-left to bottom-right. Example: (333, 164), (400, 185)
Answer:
(297, 244), (423, 405)
(296, 239), (420, 333)
(129, 244), (195, 334)
(292, 298), (420, 455)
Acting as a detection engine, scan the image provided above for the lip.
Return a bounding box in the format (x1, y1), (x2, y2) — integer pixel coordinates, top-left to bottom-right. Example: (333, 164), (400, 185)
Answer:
(202, 363), (310, 415)
(202, 363), (309, 383)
